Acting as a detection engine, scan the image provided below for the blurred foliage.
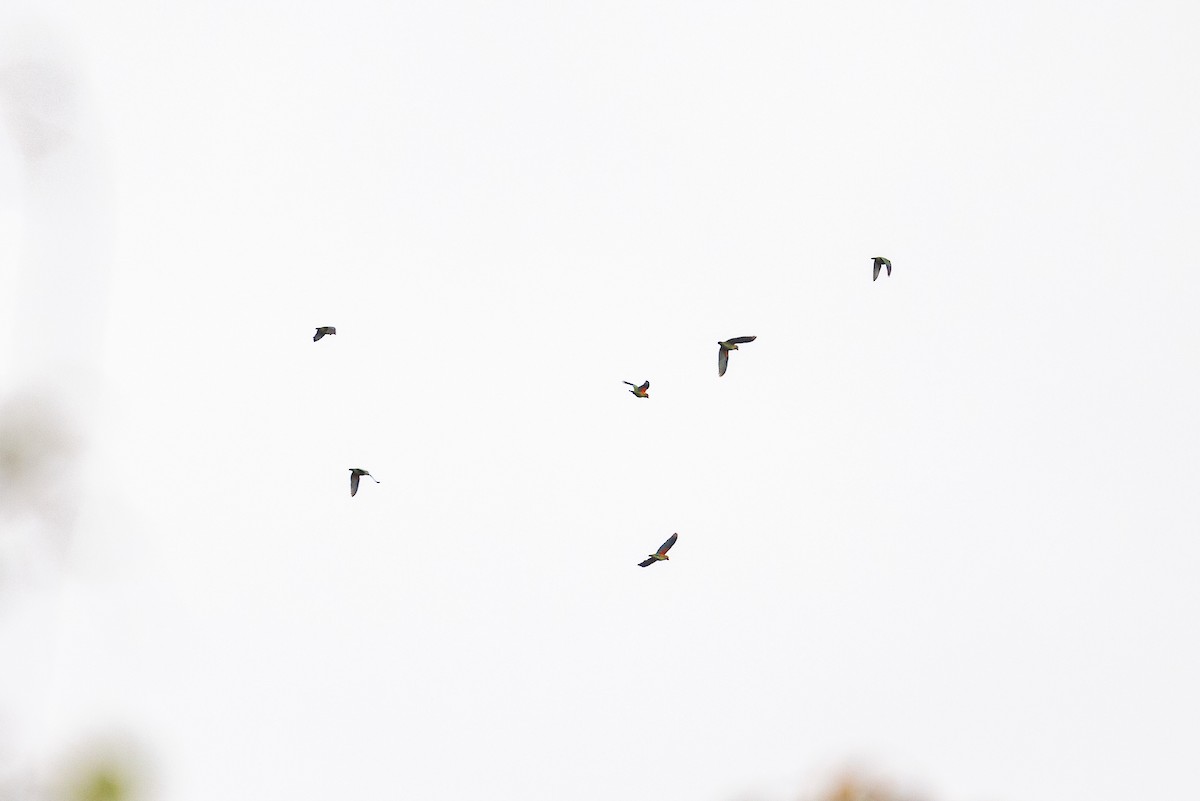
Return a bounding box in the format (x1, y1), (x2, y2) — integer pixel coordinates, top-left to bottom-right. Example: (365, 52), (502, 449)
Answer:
(0, 392), (82, 557)
(0, 394), (77, 496)
(809, 771), (930, 801)
(65, 765), (127, 801)
(0, 740), (147, 801)
(50, 741), (147, 801)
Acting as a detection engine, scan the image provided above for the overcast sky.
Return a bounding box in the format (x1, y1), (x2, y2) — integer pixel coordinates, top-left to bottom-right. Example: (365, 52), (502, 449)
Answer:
(2, 2), (1199, 800)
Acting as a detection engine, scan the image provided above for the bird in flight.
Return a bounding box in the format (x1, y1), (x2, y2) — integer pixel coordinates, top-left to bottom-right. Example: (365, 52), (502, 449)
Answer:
(314, 326), (337, 341)
(623, 380), (650, 398)
(349, 468), (379, 497)
(638, 532), (679, 567)
(718, 336), (756, 376)
(871, 257), (892, 281)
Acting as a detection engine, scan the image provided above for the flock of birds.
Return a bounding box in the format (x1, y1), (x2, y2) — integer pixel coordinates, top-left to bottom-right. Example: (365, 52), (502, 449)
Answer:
(312, 257), (895, 566)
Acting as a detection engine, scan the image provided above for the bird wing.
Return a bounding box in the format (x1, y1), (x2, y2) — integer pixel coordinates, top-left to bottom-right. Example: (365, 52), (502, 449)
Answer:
(873, 262), (881, 281)
(718, 346), (729, 376)
(885, 260), (892, 275)
(350, 472), (360, 496)
(639, 381), (650, 392)
(314, 329), (325, 341)
(638, 557), (657, 567)
(657, 532), (678, 555)
(726, 336), (756, 344)
(623, 381), (637, 387)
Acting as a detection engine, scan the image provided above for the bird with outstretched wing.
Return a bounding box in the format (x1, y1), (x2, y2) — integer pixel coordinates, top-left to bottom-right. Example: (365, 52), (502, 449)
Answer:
(349, 468), (379, 497)
(639, 532), (679, 567)
(623, 380), (650, 398)
(718, 336), (756, 376)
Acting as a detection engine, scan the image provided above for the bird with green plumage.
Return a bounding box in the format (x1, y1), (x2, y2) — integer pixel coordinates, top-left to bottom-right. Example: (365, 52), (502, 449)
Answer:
(717, 336), (756, 376)
(638, 532), (678, 567)
(623, 380), (650, 398)
(871, 256), (892, 281)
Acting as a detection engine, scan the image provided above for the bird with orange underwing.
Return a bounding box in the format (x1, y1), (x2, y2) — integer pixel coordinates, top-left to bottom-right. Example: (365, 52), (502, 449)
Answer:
(638, 533), (678, 567)
(623, 380), (649, 398)
(717, 336), (756, 376)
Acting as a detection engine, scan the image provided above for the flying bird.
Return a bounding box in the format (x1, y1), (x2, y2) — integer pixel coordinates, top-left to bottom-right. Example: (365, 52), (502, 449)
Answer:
(349, 468), (379, 497)
(639, 532), (678, 567)
(314, 326), (337, 341)
(718, 336), (756, 376)
(623, 380), (650, 398)
(871, 257), (892, 281)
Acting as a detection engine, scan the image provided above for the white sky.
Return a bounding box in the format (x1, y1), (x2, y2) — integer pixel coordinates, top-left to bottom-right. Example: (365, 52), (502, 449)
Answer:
(2, 1), (1199, 800)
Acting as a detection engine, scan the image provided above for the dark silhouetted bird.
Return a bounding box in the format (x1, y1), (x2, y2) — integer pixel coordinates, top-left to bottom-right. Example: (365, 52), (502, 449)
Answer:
(349, 468), (379, 497)
(624, 380), (650, 398)
(314, 326), (337, 341)
(639, 532), (678, 567)
(718, 336), (756, 376)
(871, 257), (892, 281)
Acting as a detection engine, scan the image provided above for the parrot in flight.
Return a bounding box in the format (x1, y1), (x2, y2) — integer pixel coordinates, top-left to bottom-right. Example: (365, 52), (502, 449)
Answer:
(639, 533), (679, 567)
(623, 380), (650, 398)
(349, 468), (379, 497)
(718, 336), (756, 376)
